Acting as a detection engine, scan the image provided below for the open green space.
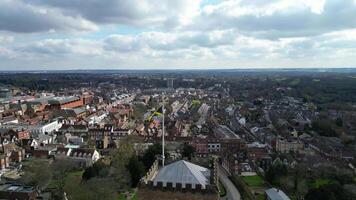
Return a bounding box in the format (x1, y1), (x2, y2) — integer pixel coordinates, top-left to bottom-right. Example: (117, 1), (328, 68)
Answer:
(242, 175), (265, 187)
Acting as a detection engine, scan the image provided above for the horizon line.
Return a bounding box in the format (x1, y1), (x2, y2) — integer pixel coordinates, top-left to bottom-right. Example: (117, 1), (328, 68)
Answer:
(1, 67), (356, 72)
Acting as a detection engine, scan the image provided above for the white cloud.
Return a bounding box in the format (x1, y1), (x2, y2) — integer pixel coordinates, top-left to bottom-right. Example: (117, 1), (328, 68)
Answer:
(18, 39), (103, 57)
(0, 35), (14, 44)
(0, 0), (356, 69)
(192, 0), (356, 39)
(103, 30), (238, 53)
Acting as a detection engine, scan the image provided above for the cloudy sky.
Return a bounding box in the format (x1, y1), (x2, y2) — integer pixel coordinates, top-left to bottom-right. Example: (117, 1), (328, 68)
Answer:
(1, 0), (356, 70)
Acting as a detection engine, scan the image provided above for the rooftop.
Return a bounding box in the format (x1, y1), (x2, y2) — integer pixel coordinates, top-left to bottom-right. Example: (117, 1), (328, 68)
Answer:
(48, 96), (80, 105)
(153, 160), (211, 189)
(214, 125), (240, 139)
(0, 183), (36, 193)
(265, 188), (290, 200)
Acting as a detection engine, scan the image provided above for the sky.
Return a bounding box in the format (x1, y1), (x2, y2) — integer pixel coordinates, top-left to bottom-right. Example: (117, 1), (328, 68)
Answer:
(1, 0), (356, 70)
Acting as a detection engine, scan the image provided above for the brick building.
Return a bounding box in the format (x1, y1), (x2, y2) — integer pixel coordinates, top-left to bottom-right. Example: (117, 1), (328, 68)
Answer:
(48, 96), (84, 109)
(215, 125), (246, 175)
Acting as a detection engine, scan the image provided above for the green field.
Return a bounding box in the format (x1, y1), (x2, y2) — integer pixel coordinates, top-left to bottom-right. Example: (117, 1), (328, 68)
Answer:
(242, 175), (265, 187)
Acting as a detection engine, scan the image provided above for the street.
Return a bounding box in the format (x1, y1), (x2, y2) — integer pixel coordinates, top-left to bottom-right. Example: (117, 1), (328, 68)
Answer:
(218, 165), (241, 200)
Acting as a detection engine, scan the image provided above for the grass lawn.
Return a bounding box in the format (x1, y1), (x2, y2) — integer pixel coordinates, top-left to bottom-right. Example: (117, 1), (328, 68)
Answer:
(219, 181), (227, 197)
(118, 194), (126, 200)
(256, 193), (265, 200)
(64, 170), (84, 191)
(314, 179), (331, 188)
(68, 170), (84, 177)
(242, 175), (265, 187)
(118, 192), (137, 200)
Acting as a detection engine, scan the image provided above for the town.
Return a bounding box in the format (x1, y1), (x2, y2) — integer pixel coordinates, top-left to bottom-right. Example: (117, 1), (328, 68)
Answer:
(0, 71), (355, 200)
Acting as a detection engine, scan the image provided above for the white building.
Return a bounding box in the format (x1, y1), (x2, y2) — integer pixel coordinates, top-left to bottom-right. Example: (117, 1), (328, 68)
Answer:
(85, 111), (108, 125)
(31, 120), (62, 135)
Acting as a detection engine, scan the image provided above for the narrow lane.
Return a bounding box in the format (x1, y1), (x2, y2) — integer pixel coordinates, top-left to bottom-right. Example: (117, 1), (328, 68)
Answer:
(218, 165), (241, 200)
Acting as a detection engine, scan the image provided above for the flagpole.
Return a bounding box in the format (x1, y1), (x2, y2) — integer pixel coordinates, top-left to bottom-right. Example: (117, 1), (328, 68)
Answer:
(162, 94), (165, 167)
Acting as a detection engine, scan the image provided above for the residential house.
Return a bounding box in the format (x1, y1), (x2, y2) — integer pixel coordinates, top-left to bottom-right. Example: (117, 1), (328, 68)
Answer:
(55, 147), (100, 168)
(276, 138), (304, 153)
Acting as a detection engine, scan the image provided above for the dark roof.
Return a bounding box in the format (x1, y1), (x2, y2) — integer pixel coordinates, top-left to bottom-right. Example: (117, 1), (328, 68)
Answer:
(59, 124), (87, 131)
(70, 148), (95, 156)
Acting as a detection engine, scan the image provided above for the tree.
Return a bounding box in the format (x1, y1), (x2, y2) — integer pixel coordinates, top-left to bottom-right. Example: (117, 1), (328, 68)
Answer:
(132, 103), (147, 121)
(311, 119), (337, 137)
(65, 176), (118, 200)
(265, 158), (287, 185)
(82, 161), (109, 181)
(182, 144), (195, 160)
(140, 143), (167, 170)
(293, 163), (309, 198)
(335, 117), (343, 127)
(127, 155), (145, 187)
(111, 138), (135, 190)
(20, 159), (52, 190)
(51, 159), (78, 199)
(305, 183), (346, 200)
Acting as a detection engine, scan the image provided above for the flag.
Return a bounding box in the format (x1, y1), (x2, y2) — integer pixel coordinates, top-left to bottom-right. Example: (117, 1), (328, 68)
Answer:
(147, 106), (164, 121)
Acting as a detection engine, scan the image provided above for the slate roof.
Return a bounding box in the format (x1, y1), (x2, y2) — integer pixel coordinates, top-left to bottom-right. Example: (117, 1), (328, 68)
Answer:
(265, 188), (291, 200)
(59, 124), (87, 131)
(153, 160), (211, 189)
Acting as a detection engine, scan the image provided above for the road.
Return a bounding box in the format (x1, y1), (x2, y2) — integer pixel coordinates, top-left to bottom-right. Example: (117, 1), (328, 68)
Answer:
(230, 108), (263, 144)
(218, 165), (241, 200)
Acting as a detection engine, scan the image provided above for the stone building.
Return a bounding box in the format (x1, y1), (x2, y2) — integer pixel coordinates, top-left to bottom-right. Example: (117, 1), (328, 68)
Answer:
(137, 159), (219, 200)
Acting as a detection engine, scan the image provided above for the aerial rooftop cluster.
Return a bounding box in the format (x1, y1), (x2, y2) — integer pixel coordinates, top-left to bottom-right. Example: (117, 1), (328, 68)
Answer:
(0, 71), (355, 200)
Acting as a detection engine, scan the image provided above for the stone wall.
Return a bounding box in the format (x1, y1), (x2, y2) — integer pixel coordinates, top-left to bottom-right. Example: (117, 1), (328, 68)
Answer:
(141, 159), (159, 184)
(137, 188), (219, 200)
(138, 158), (219, 200)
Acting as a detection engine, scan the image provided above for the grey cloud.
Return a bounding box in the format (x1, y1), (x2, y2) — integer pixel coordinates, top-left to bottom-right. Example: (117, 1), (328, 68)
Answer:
(24, 0), (195, 29)
(0, 0), (97, 33)
(28, 0), (143, 24)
